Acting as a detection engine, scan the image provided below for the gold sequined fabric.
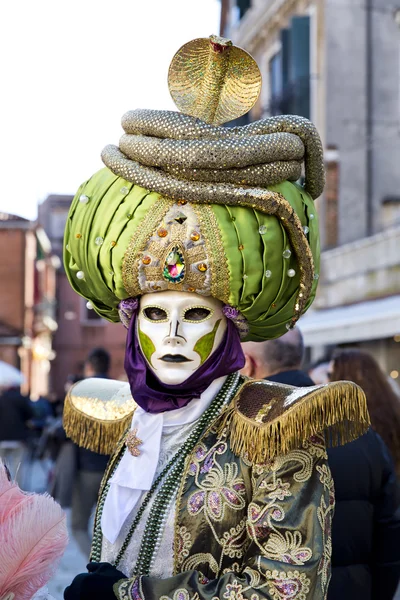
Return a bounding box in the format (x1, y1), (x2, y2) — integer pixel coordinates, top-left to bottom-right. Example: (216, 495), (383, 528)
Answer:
(63, 378), (137, 454)
(221, 379), (371, 463)
(122, 200), (231, 304)
(106, 109), (324, 199)
(168, 36), (262, 126)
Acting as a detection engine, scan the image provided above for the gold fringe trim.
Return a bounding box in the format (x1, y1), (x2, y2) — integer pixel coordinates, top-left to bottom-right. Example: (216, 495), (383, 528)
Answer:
(218, 381), (370, 464)
(63, 393), (133, 455)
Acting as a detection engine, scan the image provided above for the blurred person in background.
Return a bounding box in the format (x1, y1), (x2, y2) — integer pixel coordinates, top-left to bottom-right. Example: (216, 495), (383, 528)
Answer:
(330, 349), (400, 478)
(50, 374), (82, 508)
(23, 394), (56, 493)
(71, 348), (111, 557)
(0, 383), (34, 484)
(83, 347), (110, 379)
(242, 327), (312, 386)
(242, 331), (400, 600)
(30, 394), (53, 429)
(309, 356), (331, 385)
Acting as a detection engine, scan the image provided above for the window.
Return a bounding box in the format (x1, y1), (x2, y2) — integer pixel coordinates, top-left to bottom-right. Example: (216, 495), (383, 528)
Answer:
(85, 307), (102, 322)
(267, 16), (311, 119)
(237, 0), (251, 19)
(50, 208), (69, 240)
(269, 52), (283, 115)
(80, 298), (104, 325)
(382, 197), (400, 229)
(290, 16), (310, 119)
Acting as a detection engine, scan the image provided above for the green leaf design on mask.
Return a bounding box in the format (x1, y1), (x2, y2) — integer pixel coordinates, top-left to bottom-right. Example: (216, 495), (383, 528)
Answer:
(138, 327), (156, 365)
(194, 319), (221, 365)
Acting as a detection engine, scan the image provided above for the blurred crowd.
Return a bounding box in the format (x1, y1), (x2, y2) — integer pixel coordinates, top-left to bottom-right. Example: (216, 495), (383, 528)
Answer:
(0, 336), (399, 599)
(0, 347), (112, 558)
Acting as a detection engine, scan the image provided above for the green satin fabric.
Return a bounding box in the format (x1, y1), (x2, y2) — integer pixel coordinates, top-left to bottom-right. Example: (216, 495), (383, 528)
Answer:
(212, 181), (320, 340)
(65, 169), (162, 317)
(112, 427), (332, 600)
(64, 168), (320, 340)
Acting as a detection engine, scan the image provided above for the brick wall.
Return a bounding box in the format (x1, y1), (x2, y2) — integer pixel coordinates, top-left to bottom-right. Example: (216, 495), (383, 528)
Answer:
(0, 229), (25, 333)
(0, 346), (19, 367)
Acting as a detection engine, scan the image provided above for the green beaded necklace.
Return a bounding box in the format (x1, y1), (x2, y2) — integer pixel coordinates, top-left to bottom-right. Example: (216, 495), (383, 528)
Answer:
(91, 372), (242, 570)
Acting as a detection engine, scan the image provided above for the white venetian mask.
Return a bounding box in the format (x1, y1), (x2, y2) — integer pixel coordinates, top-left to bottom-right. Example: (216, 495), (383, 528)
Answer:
(137, 291), (227, 385)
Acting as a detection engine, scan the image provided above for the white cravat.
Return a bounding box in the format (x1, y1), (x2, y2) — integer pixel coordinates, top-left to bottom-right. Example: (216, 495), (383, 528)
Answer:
(101, 375), (227, 544)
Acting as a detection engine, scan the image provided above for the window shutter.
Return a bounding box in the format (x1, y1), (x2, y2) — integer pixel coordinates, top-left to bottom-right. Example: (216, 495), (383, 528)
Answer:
(237, 0), (251, 19)
(290, 16), (310, 118)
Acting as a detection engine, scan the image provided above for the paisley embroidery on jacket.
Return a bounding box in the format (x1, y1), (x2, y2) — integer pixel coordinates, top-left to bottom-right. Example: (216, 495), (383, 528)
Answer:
(221, 578), (261, 600)
(114, 576), (142, 600)
(222, 562), (242, 575)
(160, 590), (200, 600)
(223, 579), (247, 600)
(316, 463), (334, 597)
(176, 526), (193, 566)
(265, 569), (310, 600)
(220, 519), (247, 559)
(248, 449), (313, 566)
(173, 431), (329, 598)
(183, 552), (220, 576)
(188, 442), (227, 476)
(187, 447), (246, 523)
(260, 477), (291, 501)
(180, 439), (248, 574)
(302, 434), (328, 461)
(218, 570), (310, 600)
(264, 531), (312, 566)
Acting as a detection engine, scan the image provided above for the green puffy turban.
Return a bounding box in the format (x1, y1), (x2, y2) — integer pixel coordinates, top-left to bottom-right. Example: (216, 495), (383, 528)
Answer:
(64, 167), (320, 341)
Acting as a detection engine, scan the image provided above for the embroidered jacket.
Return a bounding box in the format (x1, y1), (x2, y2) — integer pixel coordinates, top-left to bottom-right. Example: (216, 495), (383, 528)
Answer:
(64, 377), (369, 600)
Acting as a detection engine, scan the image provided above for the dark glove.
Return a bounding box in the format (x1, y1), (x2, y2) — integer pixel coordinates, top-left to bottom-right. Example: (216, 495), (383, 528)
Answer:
(64, 562), (127, 600)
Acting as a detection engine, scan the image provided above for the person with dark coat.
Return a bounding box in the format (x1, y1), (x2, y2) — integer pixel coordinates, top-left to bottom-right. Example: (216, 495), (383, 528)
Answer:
(70, 348), (111, 557)
(0, 385), (34, 483)
(242, 330), (400, 600)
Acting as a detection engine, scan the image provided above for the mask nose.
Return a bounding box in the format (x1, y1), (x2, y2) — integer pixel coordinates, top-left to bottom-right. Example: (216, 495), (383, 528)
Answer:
(164, 317), (186, 346)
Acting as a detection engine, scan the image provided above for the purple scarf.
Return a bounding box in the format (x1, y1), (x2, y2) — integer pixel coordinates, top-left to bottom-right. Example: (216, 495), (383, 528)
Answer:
(124, 312), (245, 413)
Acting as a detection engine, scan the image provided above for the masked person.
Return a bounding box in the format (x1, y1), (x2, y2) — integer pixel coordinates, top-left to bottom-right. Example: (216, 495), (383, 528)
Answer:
(63, 36), (370, 600)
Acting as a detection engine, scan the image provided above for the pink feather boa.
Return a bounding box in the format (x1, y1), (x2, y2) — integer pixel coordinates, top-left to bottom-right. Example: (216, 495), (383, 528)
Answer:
(0, 460), (68, 600)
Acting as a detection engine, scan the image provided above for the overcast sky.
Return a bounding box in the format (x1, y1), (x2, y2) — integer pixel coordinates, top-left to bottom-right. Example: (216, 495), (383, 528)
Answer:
(0, 0), (220, 219)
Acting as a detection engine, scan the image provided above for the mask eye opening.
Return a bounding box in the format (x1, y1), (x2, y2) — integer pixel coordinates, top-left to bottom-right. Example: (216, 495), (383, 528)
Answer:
(142, 305), (170, 323)
(183, 305), (214, 323)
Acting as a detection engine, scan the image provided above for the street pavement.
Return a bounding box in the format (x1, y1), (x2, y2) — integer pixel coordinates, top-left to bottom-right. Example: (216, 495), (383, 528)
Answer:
(26, 460), (88, 600)
(47, 509), (88, 599)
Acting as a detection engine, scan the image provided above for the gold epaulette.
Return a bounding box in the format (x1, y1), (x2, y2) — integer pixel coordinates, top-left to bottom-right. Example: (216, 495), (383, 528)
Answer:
(63, 378), (137, 454)
(219, 379), (370, 464)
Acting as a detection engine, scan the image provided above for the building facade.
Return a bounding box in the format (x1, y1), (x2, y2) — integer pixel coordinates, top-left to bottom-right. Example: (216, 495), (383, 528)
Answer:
(0, 212), (58, 399)
(220, 0), (400, 378)
(38, 195), (127, 399)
